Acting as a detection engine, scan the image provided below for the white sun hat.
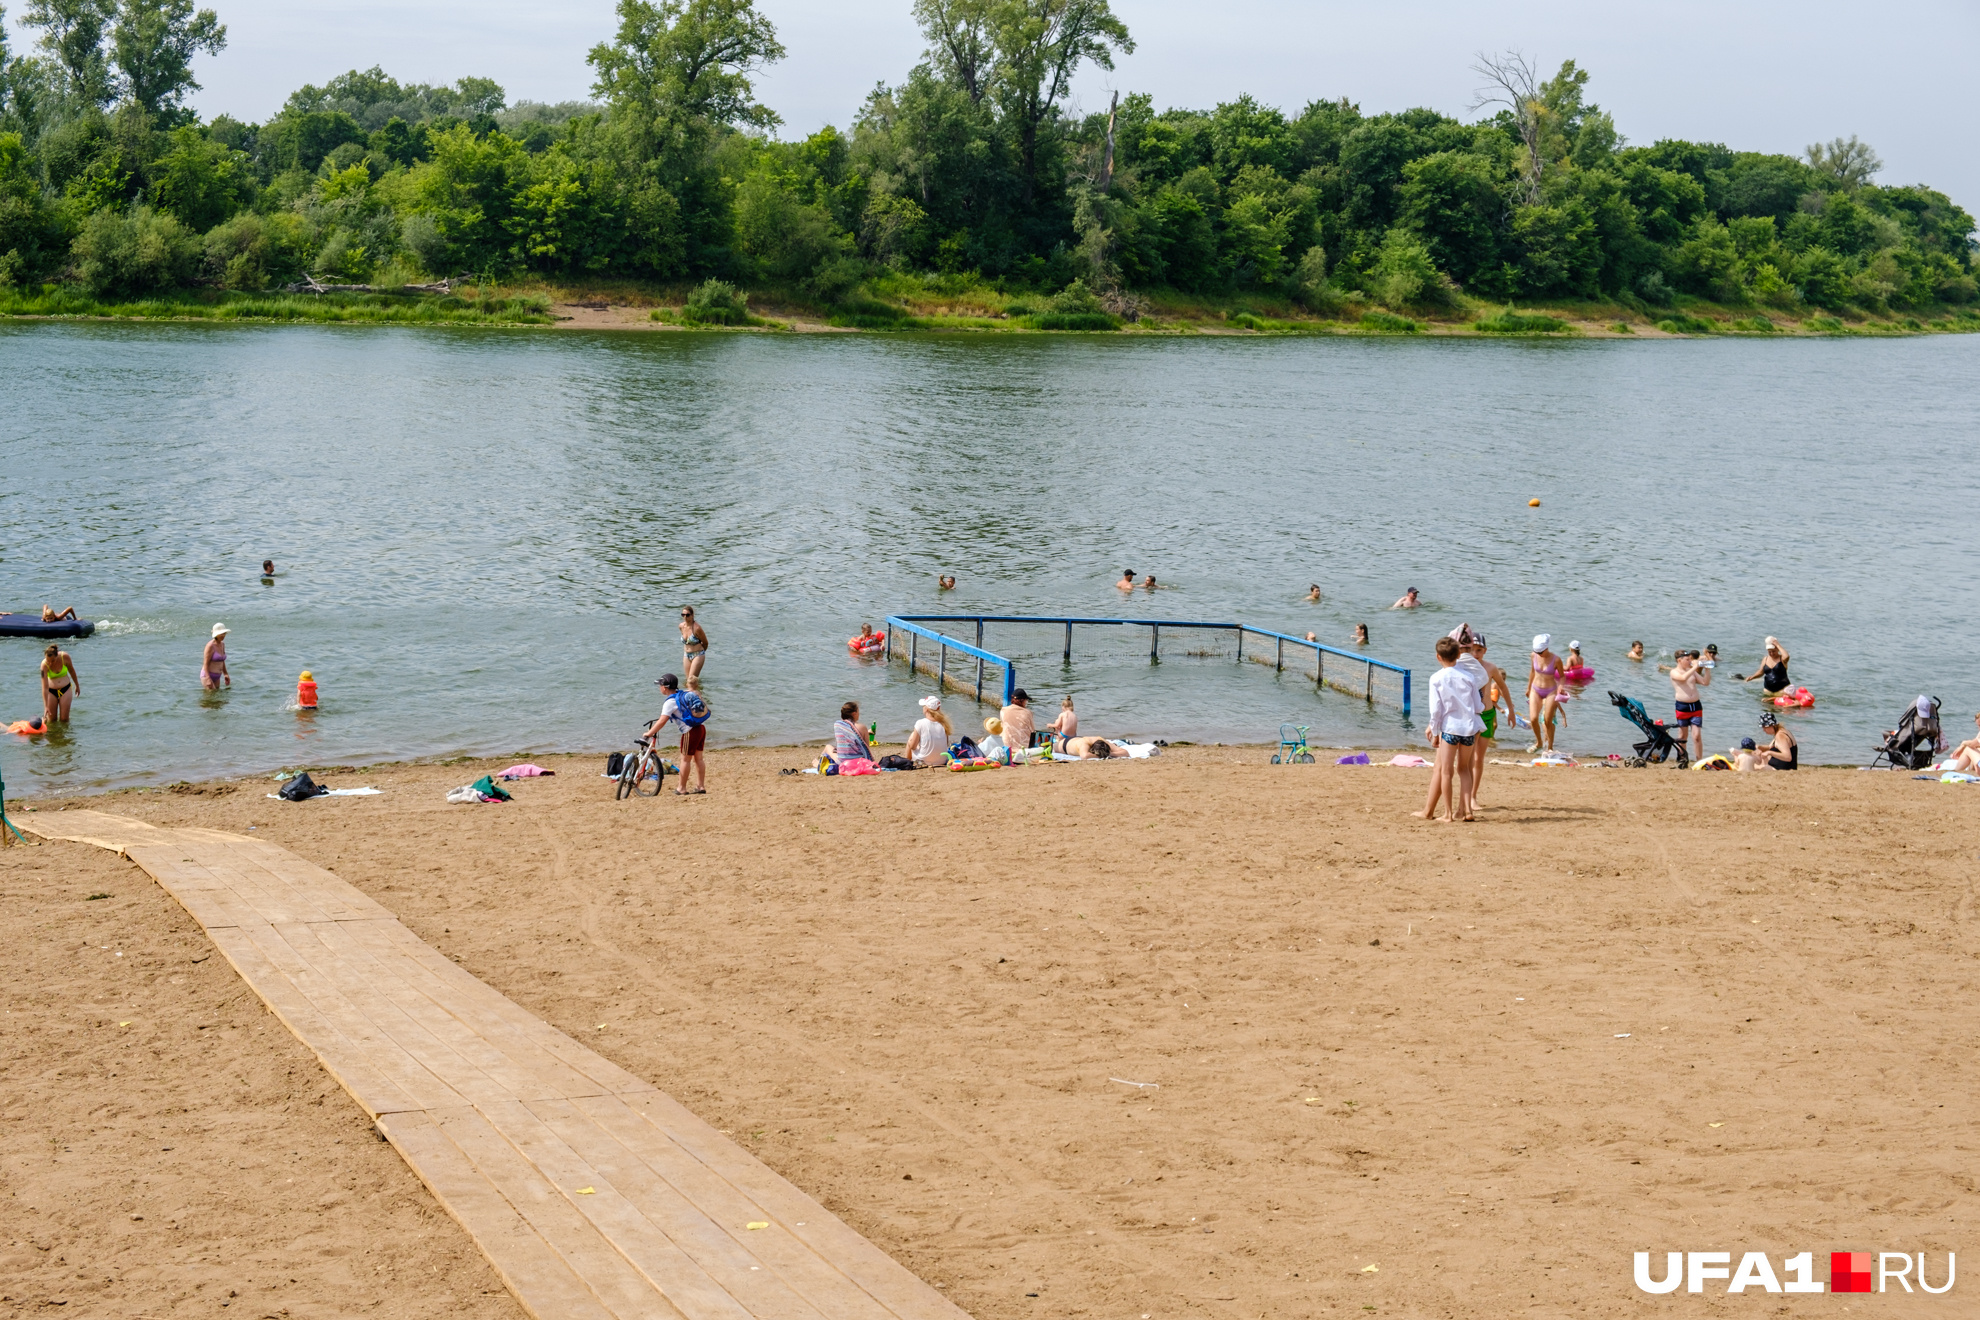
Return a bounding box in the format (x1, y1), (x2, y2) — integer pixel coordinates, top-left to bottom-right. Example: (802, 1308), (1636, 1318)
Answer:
(211, 622), (230, 638)
(1531, 633), (1550, 652)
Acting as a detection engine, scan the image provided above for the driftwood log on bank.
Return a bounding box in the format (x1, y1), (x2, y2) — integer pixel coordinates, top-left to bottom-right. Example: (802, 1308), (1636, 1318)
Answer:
(282, 277), (459, 296)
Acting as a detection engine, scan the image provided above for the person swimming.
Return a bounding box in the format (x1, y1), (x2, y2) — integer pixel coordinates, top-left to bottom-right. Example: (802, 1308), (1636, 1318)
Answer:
(1627, 640), (1645, 662)
(40, 605), (78, 622)
(261, 559), (275, 579)
(938, 574), (956, 590)
(1306, 584), (1322, 602)
(1735, 637), (1791, 693)
(1391, 587), (1420, 609)
(1143, 574), (1162, 590)
(1353, 623), (1370, 647)
(1116, 570), (1136, 591)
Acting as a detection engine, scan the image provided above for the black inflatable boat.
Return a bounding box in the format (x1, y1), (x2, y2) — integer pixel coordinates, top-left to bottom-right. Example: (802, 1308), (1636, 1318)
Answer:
(0, 614), (95, 638)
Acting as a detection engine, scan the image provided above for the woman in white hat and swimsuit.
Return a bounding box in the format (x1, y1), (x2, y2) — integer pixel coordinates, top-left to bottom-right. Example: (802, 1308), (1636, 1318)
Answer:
(202, 623), (231, 690)
(1525, 633), (1564, 753)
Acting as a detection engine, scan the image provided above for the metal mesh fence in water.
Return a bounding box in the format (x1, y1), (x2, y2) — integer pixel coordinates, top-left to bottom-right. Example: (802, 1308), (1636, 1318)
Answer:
(885, 615), (1411, 715)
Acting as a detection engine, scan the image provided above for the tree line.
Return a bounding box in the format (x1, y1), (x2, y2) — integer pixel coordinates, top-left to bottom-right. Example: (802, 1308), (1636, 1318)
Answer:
(1, 0), (1974, 315)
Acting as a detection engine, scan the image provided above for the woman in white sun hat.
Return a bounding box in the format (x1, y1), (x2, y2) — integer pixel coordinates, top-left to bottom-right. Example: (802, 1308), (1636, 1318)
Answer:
(201, 622), (232, 690)
(1525, 633), (1564, 754)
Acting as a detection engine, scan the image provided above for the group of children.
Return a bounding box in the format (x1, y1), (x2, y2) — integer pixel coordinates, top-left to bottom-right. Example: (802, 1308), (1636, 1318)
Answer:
(1419, 626), (1519, 822)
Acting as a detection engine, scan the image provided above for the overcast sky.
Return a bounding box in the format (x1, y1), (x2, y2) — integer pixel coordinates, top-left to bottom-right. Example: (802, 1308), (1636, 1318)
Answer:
(11, 0), (1978, 208)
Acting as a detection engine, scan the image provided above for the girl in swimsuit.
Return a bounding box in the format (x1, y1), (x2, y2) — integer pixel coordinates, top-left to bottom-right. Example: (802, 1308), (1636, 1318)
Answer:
(679, 607), (708, 683)
(1526, 634), (1563, 753)
(1736, 637), (1790, 693)
(202, 623), (230, 690)
(41, 643), (78, 724)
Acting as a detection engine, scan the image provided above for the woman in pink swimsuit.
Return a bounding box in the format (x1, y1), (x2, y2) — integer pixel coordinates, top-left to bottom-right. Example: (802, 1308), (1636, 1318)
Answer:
(1525, 633), (1563, 753)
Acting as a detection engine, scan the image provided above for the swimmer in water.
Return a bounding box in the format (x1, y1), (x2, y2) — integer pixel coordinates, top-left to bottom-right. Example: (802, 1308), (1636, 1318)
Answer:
(1627, 640), (1645, 662)
(938, 574), (956, 590)
(679, 607), (709, 683)
(1116, 570), (1136, 591)
(1143, 574), (1162, 591)
(1391, 587), (1420, 609)
(261, 559), (275, 579)
(202, 623), (231, 690)
(41, 642), (79, 724)
(1564, 641), (1588, 678)
(1353, 623), (1370, 647)
(40, 605), (78, 621)
(1735, 637), (1790, 693)
(1306, 584), (1322, 602)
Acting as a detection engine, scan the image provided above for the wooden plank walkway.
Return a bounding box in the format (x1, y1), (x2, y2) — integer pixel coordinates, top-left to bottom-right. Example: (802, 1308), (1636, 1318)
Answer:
(28, 809), (969, 1320)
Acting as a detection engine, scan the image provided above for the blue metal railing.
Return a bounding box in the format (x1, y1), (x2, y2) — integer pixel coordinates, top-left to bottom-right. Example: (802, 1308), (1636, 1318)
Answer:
(885, 614), (1411, 714)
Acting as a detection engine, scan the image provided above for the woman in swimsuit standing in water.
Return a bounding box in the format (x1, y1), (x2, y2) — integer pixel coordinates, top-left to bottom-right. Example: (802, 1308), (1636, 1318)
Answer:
(1735, 637), (1790, 694)
(1525, 633), (1564, 753)
(679, 607), (708, 684)
(41, 643), (79, 725)
(202, 623), (231, 690)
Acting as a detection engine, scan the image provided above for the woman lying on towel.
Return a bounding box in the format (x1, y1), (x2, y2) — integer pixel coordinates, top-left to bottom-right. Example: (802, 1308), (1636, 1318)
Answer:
(1056, 735), (1123, 759)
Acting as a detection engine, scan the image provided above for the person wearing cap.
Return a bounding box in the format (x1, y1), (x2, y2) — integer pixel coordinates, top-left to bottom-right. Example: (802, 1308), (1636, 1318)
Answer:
(1452, 626), (1513, 813)
(1525, 633), (1565, 754)
(1564, 640), (1589, 681)
(1116, 569), (1136, 591)
(1753, 710), (1797, 771)
(1390, 587), (1420, 609)
(1733, 737), (1760, 772)
(646, 673), (710, 793)
(906, 695), (955, 767)
(999, 689), (1036, 755)
(1416, 636), (1482, 822)
(201, 623), (231, 690)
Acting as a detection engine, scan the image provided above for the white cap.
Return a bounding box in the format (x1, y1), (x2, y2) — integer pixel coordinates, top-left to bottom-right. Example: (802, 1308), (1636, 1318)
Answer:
(211, 622), (230, 637)
(1532, 633), (1550, 652)
(1569, 640), (1581, 650)
(919, 695), (941, 710)
(1918, 695), (1934, 717)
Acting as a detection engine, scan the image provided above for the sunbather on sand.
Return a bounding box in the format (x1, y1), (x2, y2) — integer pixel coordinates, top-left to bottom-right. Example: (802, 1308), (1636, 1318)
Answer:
(1058, 736), (1120, 759)
(1943, 712), (1980, 774)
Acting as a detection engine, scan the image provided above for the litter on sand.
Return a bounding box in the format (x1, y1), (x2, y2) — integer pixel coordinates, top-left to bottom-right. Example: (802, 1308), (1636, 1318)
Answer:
(266, 786), (381, 799)
(1336, 752), (1371, 765)
(747, 1221), (770, 1230)
(447, 775), (514, 804)
(1109, 1077), (1160, 1089)
(576, 1187), (596, 1195)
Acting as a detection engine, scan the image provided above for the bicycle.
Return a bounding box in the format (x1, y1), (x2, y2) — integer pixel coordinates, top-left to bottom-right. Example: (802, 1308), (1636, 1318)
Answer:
(1270, 723), (1315, 764)
(615, 734), (669, 799)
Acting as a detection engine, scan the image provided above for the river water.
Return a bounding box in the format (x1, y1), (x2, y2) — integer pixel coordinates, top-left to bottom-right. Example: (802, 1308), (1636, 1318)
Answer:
(4, 322), (1976, 793)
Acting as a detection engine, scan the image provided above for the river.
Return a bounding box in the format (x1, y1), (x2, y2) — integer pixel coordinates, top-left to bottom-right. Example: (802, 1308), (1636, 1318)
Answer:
(4, 321), (1976, 792)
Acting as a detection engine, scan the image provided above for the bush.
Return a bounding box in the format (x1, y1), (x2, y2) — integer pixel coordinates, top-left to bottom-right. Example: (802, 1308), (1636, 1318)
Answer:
(1369, 229), (1453, 309)
(1028, 311), (1118, 331)
(1002, 300), (1036, 318)
(1359, 310), (1420, 333)
(1047, 278), (1105, 315)
(1475, 309), (1570, 333)
(1731, 315), (1778, 333)
(73, 206), (201, 296)
(681, 279), (749, 326)
(1655, 313), (1718, 335)
(1805, 314), (1847, 333)
(202, 211), (311, 290)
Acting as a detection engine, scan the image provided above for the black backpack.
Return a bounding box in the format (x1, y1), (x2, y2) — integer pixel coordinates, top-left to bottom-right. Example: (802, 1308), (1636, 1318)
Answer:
(605, 751), (625, 776)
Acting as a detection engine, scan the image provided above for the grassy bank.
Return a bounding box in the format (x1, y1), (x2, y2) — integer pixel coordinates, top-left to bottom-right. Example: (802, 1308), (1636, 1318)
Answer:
(7, 277), (1978, 337)
(0, 286), (556, 326)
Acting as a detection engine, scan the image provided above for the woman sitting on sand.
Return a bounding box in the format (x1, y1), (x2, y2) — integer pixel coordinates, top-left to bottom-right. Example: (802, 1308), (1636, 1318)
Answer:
(1940, 712), (1980, 775)
(1754, 711), (1798, 770)
(41, 605), (78, 622)
(905, 696), (954, 767)
(830, 702), (872, 764)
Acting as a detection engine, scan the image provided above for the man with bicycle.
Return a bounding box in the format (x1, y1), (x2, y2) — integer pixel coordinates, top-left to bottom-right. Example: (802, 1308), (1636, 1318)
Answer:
(646, 674), (710, 795)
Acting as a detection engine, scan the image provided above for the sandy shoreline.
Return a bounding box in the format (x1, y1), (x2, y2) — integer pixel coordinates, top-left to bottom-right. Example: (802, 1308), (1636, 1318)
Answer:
(6, 747), (1976, 1317)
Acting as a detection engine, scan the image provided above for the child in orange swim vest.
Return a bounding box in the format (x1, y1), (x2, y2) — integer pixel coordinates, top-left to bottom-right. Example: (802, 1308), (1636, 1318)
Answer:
(296, 671), (318, 709)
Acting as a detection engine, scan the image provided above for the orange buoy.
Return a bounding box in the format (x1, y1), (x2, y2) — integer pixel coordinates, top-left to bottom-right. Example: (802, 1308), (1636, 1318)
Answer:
(297, 670), (319, 709)
(1528, 498), (1542, 507)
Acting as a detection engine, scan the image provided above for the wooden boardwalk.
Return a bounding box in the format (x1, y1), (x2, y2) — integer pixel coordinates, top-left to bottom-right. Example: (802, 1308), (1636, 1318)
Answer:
(30, 810), (969, 1320)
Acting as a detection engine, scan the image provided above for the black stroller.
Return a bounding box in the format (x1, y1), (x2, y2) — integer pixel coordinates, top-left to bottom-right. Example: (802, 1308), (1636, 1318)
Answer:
(1609, 691), (1690, 768)
(1872, 696), (1943, 770)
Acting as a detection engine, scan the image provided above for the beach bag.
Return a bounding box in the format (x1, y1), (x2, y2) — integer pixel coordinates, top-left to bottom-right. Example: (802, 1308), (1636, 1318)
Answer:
(606, 751), (625, 776)
(837, 757), (878, 776)
(469, 774), (513, 801)
(877, 753), (915, 770)
(951, 736), (980, 759)
(673, 690), (711, 727)
(278, 772), (328, 801)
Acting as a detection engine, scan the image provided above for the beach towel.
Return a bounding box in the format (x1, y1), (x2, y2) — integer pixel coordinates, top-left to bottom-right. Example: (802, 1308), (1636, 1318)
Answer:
(497, 764), (555, 779)
(1941, 771), (1979, 784)
(470, 775), (513, 800)
(1336, 752), (1371, 765)
(1388, 754), (1430, 767)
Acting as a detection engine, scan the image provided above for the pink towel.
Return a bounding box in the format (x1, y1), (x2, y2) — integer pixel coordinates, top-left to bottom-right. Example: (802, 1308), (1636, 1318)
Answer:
(1388, 754), (1430, 767)
(497, 764), (555, 779)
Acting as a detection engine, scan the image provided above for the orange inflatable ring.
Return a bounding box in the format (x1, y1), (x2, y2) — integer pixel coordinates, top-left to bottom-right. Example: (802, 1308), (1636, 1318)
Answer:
(1771, 686), (1814, 709)
(9, 717), (48, 735)
(848, 632), (886, 655)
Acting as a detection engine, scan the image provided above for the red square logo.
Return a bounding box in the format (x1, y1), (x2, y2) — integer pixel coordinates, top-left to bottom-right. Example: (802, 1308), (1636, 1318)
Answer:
(1831, 1252), (1874, 1293)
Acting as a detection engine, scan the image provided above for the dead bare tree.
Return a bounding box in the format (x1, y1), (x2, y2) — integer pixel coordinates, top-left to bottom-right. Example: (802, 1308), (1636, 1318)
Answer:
(1471, 50), (1545, 205)
(1097, 89), (1118, 192)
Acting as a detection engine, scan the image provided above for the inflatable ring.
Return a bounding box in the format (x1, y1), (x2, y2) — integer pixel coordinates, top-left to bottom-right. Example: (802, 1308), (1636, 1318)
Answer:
(9, 718), (48, 735)
(1772, 686), (1814, 709)
(848, 632), (886, 655)
(1561, 666), (1595, 683)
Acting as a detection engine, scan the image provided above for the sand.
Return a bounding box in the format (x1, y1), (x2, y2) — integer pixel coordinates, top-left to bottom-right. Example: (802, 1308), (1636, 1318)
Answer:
(6, 746), (1976, 1317)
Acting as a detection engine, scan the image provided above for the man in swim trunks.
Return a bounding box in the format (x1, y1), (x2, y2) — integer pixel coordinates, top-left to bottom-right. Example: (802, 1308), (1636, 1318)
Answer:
(1659, 649), (1712, 763)
(1391, 587), (1420, 609)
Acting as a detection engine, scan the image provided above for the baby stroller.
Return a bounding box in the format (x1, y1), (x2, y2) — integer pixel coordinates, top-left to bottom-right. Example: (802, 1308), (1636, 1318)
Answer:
(1608, 691), (1690, 768)
(1872, 696), (1943, 770)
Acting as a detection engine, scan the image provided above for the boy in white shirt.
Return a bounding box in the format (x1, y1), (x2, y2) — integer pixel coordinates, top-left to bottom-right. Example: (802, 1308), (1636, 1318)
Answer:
(1416, 636), (1483, 822)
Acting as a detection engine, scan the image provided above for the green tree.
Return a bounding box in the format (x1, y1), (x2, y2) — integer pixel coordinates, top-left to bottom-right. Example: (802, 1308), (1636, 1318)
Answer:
(731, 164), (844, 280)
(21, 0), (115, 105)
(71, 201), (199, 292)
(1510, 197), (1598, 297)
(988, 0), (1131, 199)
(1805, 135), (1880, 189)
(912, 0), (996, 103)
(109, 0), (225, 117)
(0, 128), (65, 285)
(1400, 149), (1501, 286)
(400, 121), (530, 272)
(587, 0), (785, 162)
(147, 123), (250, 228)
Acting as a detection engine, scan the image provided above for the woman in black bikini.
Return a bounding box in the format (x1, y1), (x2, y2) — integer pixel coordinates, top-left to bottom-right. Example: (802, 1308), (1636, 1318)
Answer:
(1755, 711), (1797, 769)
(1736, 637), (1790, 693)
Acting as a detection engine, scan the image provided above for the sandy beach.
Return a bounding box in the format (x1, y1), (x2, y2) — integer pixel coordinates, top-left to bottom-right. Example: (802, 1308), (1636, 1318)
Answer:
(5, 746), (1976, 1317)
